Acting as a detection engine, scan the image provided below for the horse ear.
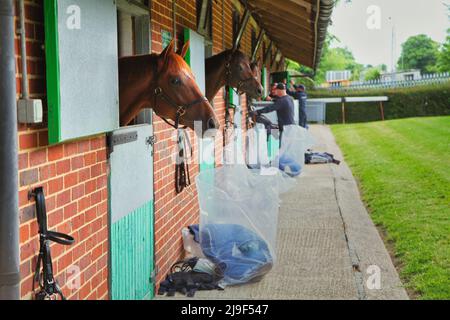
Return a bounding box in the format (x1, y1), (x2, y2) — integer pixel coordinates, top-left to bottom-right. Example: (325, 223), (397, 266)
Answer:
(178, 40), (190, 58)
(161, 39), (175, 61)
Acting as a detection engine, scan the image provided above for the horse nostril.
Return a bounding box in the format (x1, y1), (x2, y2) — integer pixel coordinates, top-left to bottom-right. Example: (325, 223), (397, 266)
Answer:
(208, 118), (219, 130)
(257, 87), (263, 96)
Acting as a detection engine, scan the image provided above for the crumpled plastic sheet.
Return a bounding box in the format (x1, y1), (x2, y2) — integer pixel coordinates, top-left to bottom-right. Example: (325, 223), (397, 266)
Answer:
(196, 165), (286, 285)
(195, 126), (314, 285)
(246, 124), (270, 169)
(275, 125), (315, 174)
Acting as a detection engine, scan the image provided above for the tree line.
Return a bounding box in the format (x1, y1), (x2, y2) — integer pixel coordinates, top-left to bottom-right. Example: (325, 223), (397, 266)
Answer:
(287, 30), (450, 87)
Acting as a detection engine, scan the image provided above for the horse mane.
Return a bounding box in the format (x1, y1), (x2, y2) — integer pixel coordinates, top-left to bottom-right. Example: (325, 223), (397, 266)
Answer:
(119, 52), (193, 79)
(205, 49), (250, 66)
(206, 49), (232, 67)
(167, 53), (194, 78)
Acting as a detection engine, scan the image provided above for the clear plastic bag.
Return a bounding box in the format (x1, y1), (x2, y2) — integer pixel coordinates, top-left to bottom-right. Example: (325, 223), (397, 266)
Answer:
(196, 165), (281, 285)
(182, 228), (206, 259)
(276, 125), (315, 175)
(245, 124), (270, 169)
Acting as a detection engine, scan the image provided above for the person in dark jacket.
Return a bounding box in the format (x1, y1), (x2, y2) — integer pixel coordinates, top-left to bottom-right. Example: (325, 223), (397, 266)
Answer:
(295, 85), (308, 128)
(286, 84), (308, 128)
(254, 83), (295, 132)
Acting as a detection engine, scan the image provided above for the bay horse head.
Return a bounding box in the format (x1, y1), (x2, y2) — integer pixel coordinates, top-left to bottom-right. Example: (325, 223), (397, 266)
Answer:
(225, 49), (263, 98)
(249, 58), (263, 100)
(205, 49), (263, 101)
(119, 39), (219, 133)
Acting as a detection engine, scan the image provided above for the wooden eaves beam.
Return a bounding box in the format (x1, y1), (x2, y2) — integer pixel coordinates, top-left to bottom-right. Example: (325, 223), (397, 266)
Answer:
(270, 48), (279, 68)
(252, 8), (313, 34)
(251, 29), (265, 62)
(262, 20), (314, 45)
(233, 8), (251, 50)
(263, 40), (273, 65)
(250, 0), (312, 22)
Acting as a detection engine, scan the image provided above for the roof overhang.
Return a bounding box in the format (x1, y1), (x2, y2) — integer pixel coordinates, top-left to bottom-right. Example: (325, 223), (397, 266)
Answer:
(244, 0), (334, 71)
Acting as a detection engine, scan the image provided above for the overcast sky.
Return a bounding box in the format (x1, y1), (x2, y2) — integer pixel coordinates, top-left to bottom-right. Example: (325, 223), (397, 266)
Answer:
(328, 0), (450, 69)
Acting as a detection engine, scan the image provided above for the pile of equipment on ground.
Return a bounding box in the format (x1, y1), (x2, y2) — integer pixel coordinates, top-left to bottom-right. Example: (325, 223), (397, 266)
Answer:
(159, 166), (290, 297)
(159, 122), (340, 298)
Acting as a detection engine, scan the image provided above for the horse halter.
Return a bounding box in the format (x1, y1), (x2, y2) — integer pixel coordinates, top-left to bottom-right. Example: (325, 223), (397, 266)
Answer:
(153, 86), (208, 129)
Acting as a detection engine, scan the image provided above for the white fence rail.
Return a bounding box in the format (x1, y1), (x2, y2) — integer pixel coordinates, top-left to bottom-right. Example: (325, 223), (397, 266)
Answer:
(316, 72), (450, 91)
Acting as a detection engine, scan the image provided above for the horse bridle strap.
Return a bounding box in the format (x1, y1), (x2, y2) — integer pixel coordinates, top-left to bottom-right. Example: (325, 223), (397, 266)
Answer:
(154, 86), (208, 129)
(31, 187), (75, 300)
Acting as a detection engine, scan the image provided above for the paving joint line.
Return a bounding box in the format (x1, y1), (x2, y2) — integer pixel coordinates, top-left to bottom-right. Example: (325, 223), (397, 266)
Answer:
(332, 175), (367, 300)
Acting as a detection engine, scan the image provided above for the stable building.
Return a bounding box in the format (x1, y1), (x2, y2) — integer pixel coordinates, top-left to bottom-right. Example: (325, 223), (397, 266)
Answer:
(0, 0), (333, 300)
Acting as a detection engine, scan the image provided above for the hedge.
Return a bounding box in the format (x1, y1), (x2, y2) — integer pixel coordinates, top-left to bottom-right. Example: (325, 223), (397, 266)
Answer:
(309, 83), (450, 124)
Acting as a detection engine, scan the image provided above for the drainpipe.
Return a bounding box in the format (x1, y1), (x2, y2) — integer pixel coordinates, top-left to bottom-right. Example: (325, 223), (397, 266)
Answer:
(0, 0), (20, 300)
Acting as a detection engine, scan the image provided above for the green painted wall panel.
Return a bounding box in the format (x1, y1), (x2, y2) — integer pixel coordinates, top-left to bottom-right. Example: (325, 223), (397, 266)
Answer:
(268, 135), (280, 160)
(110, 201), (154, 300)
(44, 0), (61, 144)
(262, 67), (267, 97)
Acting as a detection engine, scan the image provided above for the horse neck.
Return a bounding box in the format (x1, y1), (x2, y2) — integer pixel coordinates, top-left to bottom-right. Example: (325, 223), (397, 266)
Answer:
(119, 54), (159, 125)
(122, 54), (158, 88)
(205, 50), (233, 100)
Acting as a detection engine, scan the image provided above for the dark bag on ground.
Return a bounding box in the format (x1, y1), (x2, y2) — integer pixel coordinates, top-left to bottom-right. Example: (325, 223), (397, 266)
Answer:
(158, 258), (224, 297)
(305, 152), (341, 165)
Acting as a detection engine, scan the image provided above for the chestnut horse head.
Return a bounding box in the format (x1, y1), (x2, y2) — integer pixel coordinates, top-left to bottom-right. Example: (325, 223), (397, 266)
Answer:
(119, 39), (219, 132)
(205, 49), (263, 101)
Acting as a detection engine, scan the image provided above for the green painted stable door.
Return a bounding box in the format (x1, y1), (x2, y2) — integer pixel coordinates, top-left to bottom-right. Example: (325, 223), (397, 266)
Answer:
(108, 125), (154, 300)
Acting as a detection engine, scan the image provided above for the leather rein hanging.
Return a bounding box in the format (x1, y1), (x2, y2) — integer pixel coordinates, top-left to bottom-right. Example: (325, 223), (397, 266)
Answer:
(175, 129), (192, 194)
(150, 59), (201, 193)
(31, 187), (75, 300)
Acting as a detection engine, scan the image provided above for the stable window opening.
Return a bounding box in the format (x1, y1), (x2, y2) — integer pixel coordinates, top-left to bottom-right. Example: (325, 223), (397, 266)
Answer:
(196, 0), (213, 58)
(117, 0), (152, 125)
(117, 0), (151, 57)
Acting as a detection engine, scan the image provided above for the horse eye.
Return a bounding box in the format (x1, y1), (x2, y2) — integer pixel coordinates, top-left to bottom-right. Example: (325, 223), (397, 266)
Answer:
(171, 78), (181, 86)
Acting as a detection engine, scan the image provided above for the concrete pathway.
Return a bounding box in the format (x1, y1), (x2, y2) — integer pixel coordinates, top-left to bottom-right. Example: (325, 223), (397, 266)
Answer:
(158, 125), (409, 300)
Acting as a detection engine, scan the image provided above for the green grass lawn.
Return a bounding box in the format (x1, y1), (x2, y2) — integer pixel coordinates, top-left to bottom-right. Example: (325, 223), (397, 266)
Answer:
(331, 116), (450, 300)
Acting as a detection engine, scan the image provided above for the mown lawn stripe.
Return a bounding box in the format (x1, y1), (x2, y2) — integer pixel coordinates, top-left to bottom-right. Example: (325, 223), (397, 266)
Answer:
(331, 116), (450, 300)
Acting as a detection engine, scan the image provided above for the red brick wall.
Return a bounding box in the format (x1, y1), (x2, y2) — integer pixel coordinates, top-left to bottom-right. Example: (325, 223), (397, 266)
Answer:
(15, 0), (277, 299)
(150, 0), (276, 286)
(150, 0), (268, 286)
(16, 0), (109, 300)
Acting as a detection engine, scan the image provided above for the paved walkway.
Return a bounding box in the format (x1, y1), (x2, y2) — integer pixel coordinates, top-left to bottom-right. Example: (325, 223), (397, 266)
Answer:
(159, 125), (409, 300)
